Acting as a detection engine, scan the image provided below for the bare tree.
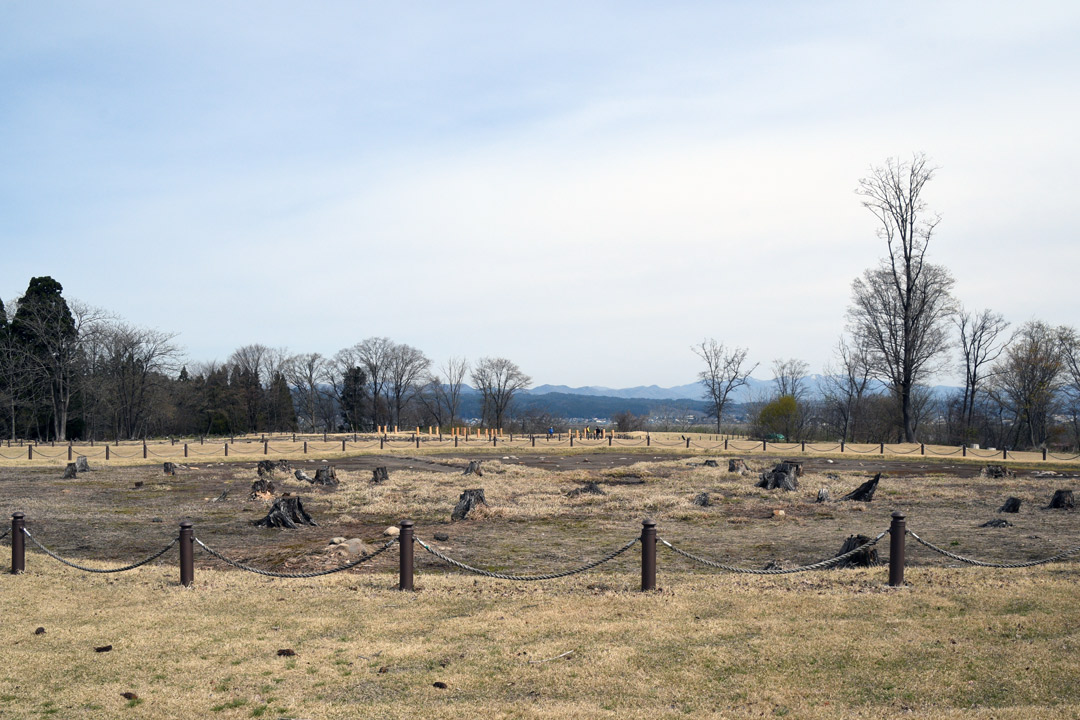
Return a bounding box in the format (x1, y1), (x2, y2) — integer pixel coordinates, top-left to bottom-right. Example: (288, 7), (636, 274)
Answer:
(438, 356), (468, 429)
(848, 153), (955, 442)
(97, 321), (182, 439)
(287, 352), (331, 432)
(771, 358), (810, 402)
(820, 336), (876, 442)
(470, 357), (531, 430)
(693, 339), (757, 434)
(987, 320), (1065, 449)
(386, 343), (430, 427)
(953, 307), (1009, 442)
(355, 337), (394, 428)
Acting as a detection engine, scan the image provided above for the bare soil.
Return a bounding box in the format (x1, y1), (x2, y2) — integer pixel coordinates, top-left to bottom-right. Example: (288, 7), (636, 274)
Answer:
(2, 451), (1078, 577)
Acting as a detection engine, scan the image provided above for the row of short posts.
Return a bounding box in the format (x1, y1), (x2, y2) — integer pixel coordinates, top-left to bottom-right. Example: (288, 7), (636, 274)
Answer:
(10, 513), (908, 590)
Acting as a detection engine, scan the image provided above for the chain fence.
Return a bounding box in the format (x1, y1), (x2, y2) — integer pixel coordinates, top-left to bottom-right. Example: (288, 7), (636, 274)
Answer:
(658, 530), (889, 575)
(415, 535), (639, 581)
(21, 528), (177, 573)
(194, 536), (398, 578)
(906, 529), (1080, 568)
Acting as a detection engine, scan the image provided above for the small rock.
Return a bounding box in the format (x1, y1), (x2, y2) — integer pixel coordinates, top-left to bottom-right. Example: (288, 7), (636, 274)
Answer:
(383, 526), (400, 537)
(329, 537), (347, 545)
(121, 692), (139, 701)
(343, 538), (371, 556)
(433, 681), (448, 689)
(771, 509), (786, 518)
(34, 627), (45, 635)
(150, 517), (163, 523)
(433, 532), (450, 542)
(94, 645), (112, 653)
(277, 648), (296, 657)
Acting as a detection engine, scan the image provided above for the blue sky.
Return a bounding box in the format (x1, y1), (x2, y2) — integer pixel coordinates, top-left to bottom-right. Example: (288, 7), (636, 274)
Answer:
(2, 2), (1078, 387)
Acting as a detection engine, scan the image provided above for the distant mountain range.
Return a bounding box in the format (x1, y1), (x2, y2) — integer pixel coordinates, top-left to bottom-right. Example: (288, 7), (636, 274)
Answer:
(528, 377), (796, 404)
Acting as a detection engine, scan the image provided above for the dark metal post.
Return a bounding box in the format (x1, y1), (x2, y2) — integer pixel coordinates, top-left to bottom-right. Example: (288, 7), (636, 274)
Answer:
(265, 441), (269, 455)
(920, 444), (925, 456)
(398, 520), (414, 591)
(416, 435), (421, 449)
(962, 445), (966, 457)
(105, 445), (110, 460)
(1043, 447), (1048, 461)
(570, 435), (573, 447)
(224, 443), (228, 457)
(342, 439), (347, 452)
(685, 437), (690, 449)
(840, 440), (845, 453)
(68, 445), (72, 461)
(609, 434), (612, 446)
(762, 440), (767, 453)
(11, 512), (25, 574)
(179, 521), (194, 587)
(532, 435), (536, 447)
(724, 438), (728, 450)
(184, 443), (188, 457)
(641, 519), (656, 591)
(143, 442), (147, 459)
(879, 442), (884, 455)
(453, 436), (457, 448)
(801, 441), (805, 452)
(647, 434), (651, 447)
(304, 441), (308, 454)
(888, 512), (906, 587)
(28, 445), (32, 460)
(1003, 448), (1008, 460)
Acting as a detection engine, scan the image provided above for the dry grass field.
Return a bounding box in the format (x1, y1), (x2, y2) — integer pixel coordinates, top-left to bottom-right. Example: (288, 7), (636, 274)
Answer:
(2, 449), (1079, 718)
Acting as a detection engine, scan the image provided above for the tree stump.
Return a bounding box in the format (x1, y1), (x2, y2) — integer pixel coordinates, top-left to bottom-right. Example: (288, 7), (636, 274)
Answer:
(981, 518), (1013, 528)
(275, 459), (291, 472)
(691, 492), (711, 507)
(75, 455), (90, 473)
(452, 488), (487, 521)
(816, 488), (830, 503)
(257, 460), (277, 477)
(250, 478), (275, 498)
(566, 481), (605, 498)
(836, 534), (879, 567)
(255, 495), (316, 528)
(728, 459), (749, 475)
(757, 462), (799, 491)
(998, 497), (1022, 513)
(371, 467), (389, 485)
(1048, 489), (1075, 510)
(163, 462), (177, 476)
(840, 473), (881, 502)
(294, 469), (312, 483)
(313, 465), (339, 486)
(781, 460), (804, 477)
(703, 459), (719, 468)
(464, 460), (484, 477)
(981, 465), (1014, 479)
(62, 463), (77, 479)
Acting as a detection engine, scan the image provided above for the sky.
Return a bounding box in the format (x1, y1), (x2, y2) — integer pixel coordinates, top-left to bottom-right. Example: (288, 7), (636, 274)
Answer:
(2, 1), (1079, 388)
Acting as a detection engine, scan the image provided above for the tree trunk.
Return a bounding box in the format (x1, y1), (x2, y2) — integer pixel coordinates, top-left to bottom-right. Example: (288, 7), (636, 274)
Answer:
(62, 463), (77, 479)
(255, 495), (316, 528)
(757, 462), (799, 491)
(250, 478), (275, 498)
(163, 462), (177, 476)
(1048, 490), (1075, 510)
(313, 465), (339, 486)
(464, 460), (483, 476)
(452, 488), (487, 521)
(75, 456), (90, 473)
(836, 534), (879, 567)
(840, 473), (881, 502)
(371, 467), (389, 484)
(998, 497), (1021, 513)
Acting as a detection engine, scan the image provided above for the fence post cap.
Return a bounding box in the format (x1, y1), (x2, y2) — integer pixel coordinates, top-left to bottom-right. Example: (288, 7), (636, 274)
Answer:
(12, 511), (24, 520)
(641, 518), (656, 528)
(399, 519), (414, 529)
(179, 520), (193, 529)
(891, 511), (906, 520)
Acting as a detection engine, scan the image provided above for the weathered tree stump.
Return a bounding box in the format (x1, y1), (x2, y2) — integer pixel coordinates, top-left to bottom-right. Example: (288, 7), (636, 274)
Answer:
(257, 460), (277, 477)
(464, 460), (484, 477)
(781, 460), (804, 477)
(566, 481), (605, 498)
(313, 465), (339, 486)
(836, 534), (879, 567)
(250, 478), (275, 498)
(274, 459), (291, 472)
(691, 492), (711, 507)
(294, 469), (312, 482)
(62, 463), (77, 479)
(816, 487), (830, 503)
(757, 462), (799, 491)
(703, 459), (719, 468)
(371, 467), (389, 485)
(728, 458), (749, 475)
(75, 455), (90, 473)
(981, 464), (1014, 479)
(840, 473), (881, 502)
(452, 488), (487, 521)
(998, 497), (1022, 513)
(255, 495), (316, 528)
(163, 462), (177, 476)
(1048, 489), (1075, 510)
(981, 518), (1013, 528)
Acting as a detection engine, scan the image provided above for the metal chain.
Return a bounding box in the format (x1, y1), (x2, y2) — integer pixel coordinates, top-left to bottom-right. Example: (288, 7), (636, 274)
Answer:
(658, 530), (889, 575)
(906, 530), (1080, 568)
(415, 536), (639, 581)
(0, 528), (9, 541)
(194, 536), (397, 578)
(22, 529), (178, 573)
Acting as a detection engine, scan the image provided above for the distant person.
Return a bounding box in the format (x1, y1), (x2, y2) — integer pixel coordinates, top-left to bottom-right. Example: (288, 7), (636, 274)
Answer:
(548, 426), (554, 438)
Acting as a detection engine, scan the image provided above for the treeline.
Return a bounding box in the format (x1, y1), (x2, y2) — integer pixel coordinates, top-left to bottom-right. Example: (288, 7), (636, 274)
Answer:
(0, 277), (531, 441)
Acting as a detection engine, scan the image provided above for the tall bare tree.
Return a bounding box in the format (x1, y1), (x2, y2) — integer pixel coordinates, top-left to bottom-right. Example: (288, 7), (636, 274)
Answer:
(386, 343), (431, 427)
(287, 352), (331, 432)
(848, 153), (955, 442)
(98, 322), (181, 439)
(988, 320), (1065, 449)
(693, 339), (757, 434)
(953, 307), (1009, 441)
(471, 357), (530, 430)
(770, 358), (810, 402)
(820, 336), (876, 442)
(355, 337), (394, 428)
